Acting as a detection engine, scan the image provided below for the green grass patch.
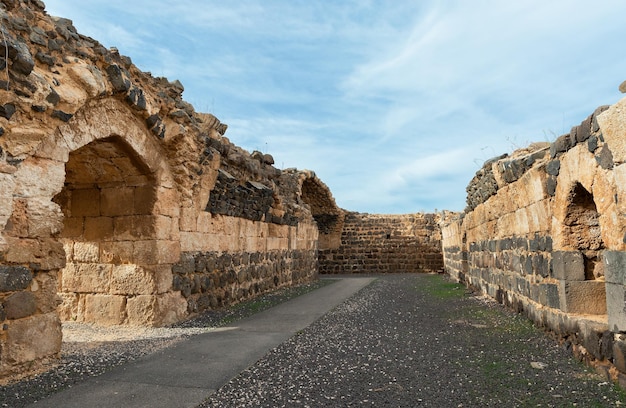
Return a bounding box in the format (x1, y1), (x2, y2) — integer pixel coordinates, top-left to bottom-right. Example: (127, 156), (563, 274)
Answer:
(419, 273), (467, 300)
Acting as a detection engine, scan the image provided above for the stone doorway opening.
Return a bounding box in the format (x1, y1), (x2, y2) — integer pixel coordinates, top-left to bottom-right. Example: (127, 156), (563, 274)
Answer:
(53, 136), (167, 326)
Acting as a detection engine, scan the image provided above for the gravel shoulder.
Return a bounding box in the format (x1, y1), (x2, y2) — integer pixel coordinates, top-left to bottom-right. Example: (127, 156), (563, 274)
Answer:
(201, 274), (626, 407)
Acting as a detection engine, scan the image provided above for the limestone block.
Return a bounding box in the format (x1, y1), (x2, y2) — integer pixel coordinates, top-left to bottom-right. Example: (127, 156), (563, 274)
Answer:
(133, 240), (180, 264)
(57, 292), (81, 321)
(0, 173), (16, 229)
(3, 312), (62, 365)
(551, 251), (585, 281)
(218, 234), (238, 252)
(27, 198), (64, 237)
(100, 241), (133, 263)
(83, 294), (126, 325)
(196, 212), (213, 233)
(113, 215), (156, 240)
(33, 129), (71, 162)
(268, 223), (288, 238)
(54, 77), (88, 107)
(71, 188), (100, 217)
(179, 206), (196, 232)
(4, 237), (39, 264)
(84, 217), (114, 241)
(3, 127), (46, 158)
(126, 291), (187, 326)
(60, 262), (111, 293)
(154, 215), (173, 240)
(133, 185), (156, 214)
(13, 158), (65, 199)
(73, 241), (99, 262)
(597, 97), (626, 163)
(100, 187), (134, 216)
(154, 186), (180, 218)
(110, 264), (157, 295)
(68, 62), (107, 97)
(62, 217), (84, 238)
(150, 264), (174, 294)
(31, 272), (61, 314)
(558, 280), (607, 314)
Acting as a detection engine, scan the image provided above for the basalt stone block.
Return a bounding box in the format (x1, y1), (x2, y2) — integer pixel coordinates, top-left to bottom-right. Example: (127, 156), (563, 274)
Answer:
(0, 103), (16, 120)
(106, 64), (131, 93)
(546, 176), (557, 196)
(46, 89), (60, 105)
(126, 86), (147, 110)
(0, 266), (33, 292)
(595, 145), (614, 170)
(545, 160), (560, 176)
(588, 135), (598, 153)
(539, 283), (560, 309)
(576, 116), (592, 143)
(550, 134), (572, 158)
(551, 251), (584, 281)
(604, 251), (626, 285)
(51, 109), (73, 122)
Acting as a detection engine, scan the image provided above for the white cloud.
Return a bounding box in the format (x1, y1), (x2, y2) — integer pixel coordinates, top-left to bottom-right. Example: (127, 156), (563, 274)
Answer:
(42, 0), (626, 214)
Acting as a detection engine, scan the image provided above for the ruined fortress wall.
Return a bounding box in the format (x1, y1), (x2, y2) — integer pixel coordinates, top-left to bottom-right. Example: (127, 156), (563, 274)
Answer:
(319, 212), (443, 274)
(441, 97), (626, 379)
(0, 0), (336, 380)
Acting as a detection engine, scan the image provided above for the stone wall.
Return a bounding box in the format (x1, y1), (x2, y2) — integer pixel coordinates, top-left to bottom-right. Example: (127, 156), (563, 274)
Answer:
(0, 0), (335, 381)
(441, 96), (626, 382)
(319, 212), (443, 274)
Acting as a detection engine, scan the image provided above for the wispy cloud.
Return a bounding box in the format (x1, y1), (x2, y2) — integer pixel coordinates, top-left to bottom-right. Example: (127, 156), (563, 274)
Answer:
(44, 0), (626, 213)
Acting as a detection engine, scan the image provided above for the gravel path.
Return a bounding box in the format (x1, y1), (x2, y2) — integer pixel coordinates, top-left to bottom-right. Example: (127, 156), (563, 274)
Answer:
(2, 274), (625, 407)
(201, 274), (626, 407)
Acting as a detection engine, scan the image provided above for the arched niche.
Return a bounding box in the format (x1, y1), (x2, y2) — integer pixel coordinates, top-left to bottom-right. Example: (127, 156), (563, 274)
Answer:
(45, 98), (186, 326)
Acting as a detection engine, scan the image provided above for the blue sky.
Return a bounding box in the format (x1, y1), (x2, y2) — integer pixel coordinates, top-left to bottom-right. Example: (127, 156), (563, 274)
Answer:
(43, 1), (626, 214)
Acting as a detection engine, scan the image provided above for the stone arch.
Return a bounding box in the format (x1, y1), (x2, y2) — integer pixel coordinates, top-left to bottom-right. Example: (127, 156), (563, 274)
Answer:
(551, 146), (611, 315)
(298, 172), (343, 250)
(42, 98), (186, 326)
(562, 183), (605, 280)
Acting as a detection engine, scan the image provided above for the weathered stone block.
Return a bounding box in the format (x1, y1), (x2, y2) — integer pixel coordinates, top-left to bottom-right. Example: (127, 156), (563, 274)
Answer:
(100, 241), (133, 263)
(61, 262), (111, 293)
(551, 251), (584, 281)
(73, 241), (99, 262)
(0, 266), (33, 292)
(83, 294), (126, 325)
(126, 292), (187, 326)
(558, 281), (607, 314)
(110, 264), (157, 295)
(100, 187), (134, 216)
(3, 291), (36, 319)
(4, 313), (61, 365)
(606, 282), (626, 332)
(603, 250), (626, 285)
(71, 188), (100, 216)
(84, 217), (114, 241)
(538, 283), (560, 309)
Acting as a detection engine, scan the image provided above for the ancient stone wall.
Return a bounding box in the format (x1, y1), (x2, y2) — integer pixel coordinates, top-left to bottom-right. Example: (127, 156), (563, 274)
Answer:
(319, 212), (443, 274)
(441, 96), (626, 381)
(0, 0), (335, 380)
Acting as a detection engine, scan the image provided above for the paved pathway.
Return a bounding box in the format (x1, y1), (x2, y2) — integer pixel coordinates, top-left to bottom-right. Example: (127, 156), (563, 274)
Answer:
(27, 277), (374, 408)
